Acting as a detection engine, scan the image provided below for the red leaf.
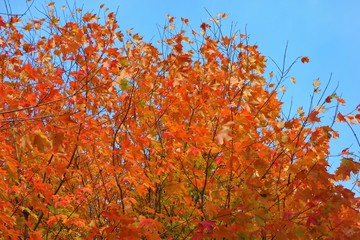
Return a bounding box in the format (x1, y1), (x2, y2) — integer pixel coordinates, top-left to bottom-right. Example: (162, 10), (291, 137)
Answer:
(306, 214), (318, 227)
(163, 132), (175, 139)
(196, 220), (215, 234)
(341, 148), (350, 156)
(187, 147), (201, 157)
(336, 113), (346, 122)
(200, 23), (210, 32)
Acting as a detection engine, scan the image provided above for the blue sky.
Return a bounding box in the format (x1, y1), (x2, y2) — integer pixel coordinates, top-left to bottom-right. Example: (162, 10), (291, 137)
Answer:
(3, 0), (360, 192)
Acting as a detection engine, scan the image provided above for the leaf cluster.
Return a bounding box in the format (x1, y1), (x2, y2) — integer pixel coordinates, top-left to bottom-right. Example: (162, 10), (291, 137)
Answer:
(0, 3), (359, 239)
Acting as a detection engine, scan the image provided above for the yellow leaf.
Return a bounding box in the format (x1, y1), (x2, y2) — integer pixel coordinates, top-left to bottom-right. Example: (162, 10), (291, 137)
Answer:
(313, 78), (320, 87)
(126, 28), (133, 35)
(133, 33), (143, 43)
(33, 131), (52, 152)
(290, 77), (296, 84)
(23, 22), (33, 31)
(211, 18), (220, 24)
(126, 41), (132, 49)
(277, 120), (285, 128)
(52, 132), (65, 152)
(297, 107), (304, 117)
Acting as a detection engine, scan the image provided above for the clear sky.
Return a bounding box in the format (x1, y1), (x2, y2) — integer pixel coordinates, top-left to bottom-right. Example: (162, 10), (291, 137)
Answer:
(2, 0), (360, 193)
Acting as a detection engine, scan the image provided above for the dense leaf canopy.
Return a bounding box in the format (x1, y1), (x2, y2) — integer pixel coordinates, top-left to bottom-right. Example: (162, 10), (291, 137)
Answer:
(0, 4), (359, 239)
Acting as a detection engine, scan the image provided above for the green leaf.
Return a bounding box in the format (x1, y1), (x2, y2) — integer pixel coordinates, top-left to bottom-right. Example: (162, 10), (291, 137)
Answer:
(120, 58), (129, 67)
(120, 78), (130, 91)
(294, 226), (305, 237)
(255, 214), (265, 226)
(21, 207), (38, 220)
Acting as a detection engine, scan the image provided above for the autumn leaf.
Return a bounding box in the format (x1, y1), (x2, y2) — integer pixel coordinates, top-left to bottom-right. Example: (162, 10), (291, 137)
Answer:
(301, 56), (310, 63)
(47, 2), (55, 8)
(336, 113), (346, 122)
(181, 17), (189, 26)
(119, 78), (130, 90)
(29, 231), (43, 240)
(336, 97), (346, 106)
(23, 22), (33, 31)
(163, 131), (175, 139)
(313, 78), (320, 87)
(187, 147), (202, 157)
(196, 220), (215, 234)
(30, 130), (52, 151)
(215, 121), (234, 145)
(308, 111), (320, 123)
(335, 158), (360, 181)
(341, 148), (350, 156)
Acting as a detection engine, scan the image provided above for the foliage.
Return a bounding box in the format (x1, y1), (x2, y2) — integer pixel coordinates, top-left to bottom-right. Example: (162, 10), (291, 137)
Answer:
(0, 3), (360, 239)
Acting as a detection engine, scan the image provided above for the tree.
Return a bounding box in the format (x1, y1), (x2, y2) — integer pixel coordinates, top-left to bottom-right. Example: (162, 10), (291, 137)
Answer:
(0, 3), (360, 239)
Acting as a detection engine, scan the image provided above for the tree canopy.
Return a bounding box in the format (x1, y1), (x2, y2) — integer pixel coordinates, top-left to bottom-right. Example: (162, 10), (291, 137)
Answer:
(0, 3), (360, 239)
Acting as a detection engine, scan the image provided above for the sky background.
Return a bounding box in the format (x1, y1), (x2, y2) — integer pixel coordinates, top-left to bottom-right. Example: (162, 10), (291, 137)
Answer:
(2, 0), (360, 193)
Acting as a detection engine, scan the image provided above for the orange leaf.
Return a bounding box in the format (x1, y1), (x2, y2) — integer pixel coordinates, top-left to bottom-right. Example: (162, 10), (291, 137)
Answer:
(341, 148), (350, 156)
(336, 97), (346, 106)
(301, 56), (310, 63)
(163, 131), (175, 139)
(308, 111), (320, 123)
(335, 158), (360, 181)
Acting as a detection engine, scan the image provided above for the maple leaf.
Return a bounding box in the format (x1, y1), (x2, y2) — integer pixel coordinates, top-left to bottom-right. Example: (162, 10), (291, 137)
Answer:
(313, 78), (320, 87)
(181, 17), (189, 26)
(195, 220), (215, 236)
(336, 113), (346, 122)
(336, 97), (346, 106)
(163, 131), (175, 139)
(187, 147), (202, 157)
(335, 158), (360, 181)
(215, 121), (234, 145)
(301, 56), (310, 63)
(29, 231), (43, 240)
(47, 2), (55, 8)
(200, 22), (210, 33)
(308, 111), (320, 123)
(341, 148), (350, 156)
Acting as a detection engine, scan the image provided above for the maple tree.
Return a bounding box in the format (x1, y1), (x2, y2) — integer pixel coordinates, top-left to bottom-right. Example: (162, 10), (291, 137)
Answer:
(1, 3), (360, 239)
